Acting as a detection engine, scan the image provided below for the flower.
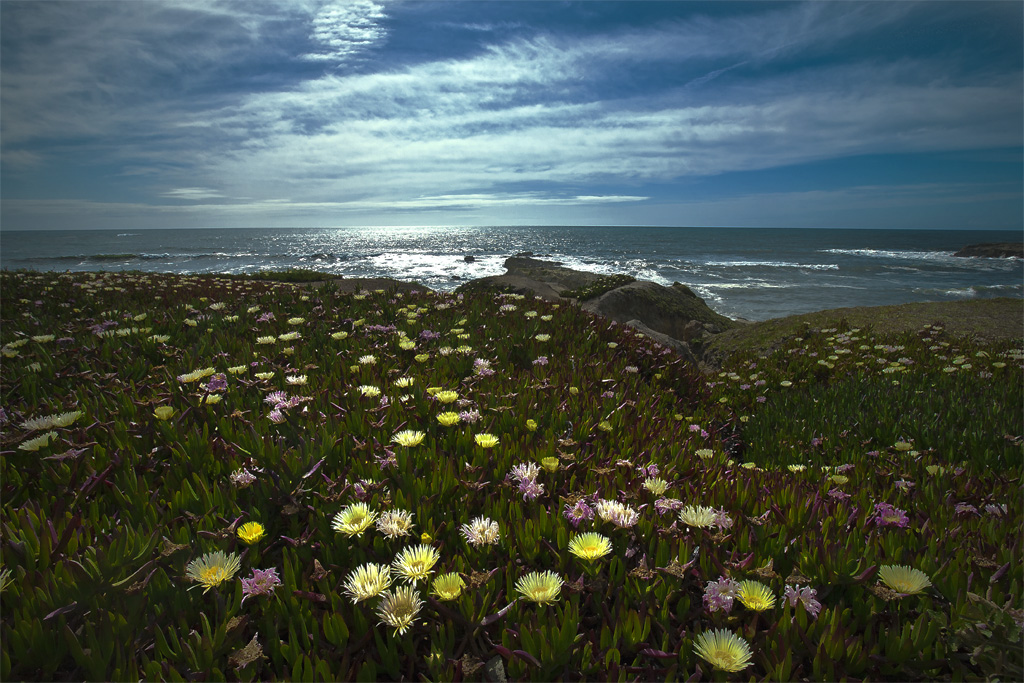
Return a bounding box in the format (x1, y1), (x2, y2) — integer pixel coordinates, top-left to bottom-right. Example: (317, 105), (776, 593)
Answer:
(430, 572), (465, 601)
(515, 570), (562, 604)
(343, 563), (392, 603)
(436, 412), (460, 426)
(564, 500), (594, 527)
(230, 468), (256, 488)
(153, 406), (176, 421)
(358, 385), (381, 398)
(331, 331), (349, 340)
(736, 580), (776, 611)
(642, 477), (669, 495)
(186, 551), (242, 593)
(177, 367), (215, 383)
(391, 430), (425, 448)
(784, 584), (822, 618)
(525, 419), (538, 432)
(596, 499), (640, 528)
(435, 390), (458, 404)
(392, 544), (440, 585)
(376, 586), (424, 636)
(332, 503), (377, 538)
(568, 532), (613, 563)
(376, 510), (415, 539)
(254, 371), (274, 380)
(460, 516), (500, 546)
(678, 505), (717, 528)
(227, 365), (247, 375)
(22, 411), (83, 431)
(703, 577), (740, 613)
(241, 567), (282, 603)
(285, 374), (307, 385)
(358, 354), (377, 365)
(693, 629), (753, 673)
(237, 521), (266, 545)
(393, 376), (415, 388)
(873, 502), (909, 528)
(19, 431), (58, 451)
(534, 334), (550, 342)
(474, 433), (499, 449)
(878, 565), (932, 595)
(696, 448), (715, 460)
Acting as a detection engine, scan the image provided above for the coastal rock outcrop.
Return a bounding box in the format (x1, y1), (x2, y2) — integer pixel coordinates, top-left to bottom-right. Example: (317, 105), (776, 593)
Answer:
(456, 256), (738, 354)
(953, 242), (1023, 259)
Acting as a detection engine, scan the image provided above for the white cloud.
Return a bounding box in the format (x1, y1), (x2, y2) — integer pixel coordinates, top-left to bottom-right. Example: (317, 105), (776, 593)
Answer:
(301, 0), (388, 62)
(160, 187), (228, 200)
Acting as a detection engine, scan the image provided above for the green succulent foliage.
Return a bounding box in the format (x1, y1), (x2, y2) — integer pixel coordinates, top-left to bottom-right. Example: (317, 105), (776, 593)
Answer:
(0, 270), (1020, 681)
(561, 274), (636, 301)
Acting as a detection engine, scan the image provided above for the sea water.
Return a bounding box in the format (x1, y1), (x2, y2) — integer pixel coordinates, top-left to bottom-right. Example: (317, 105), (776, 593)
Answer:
(1, 226), (1020, 321)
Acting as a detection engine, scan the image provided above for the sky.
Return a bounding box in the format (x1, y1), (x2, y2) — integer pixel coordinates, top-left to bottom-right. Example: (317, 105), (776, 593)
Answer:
(1, 0), (1022, 231)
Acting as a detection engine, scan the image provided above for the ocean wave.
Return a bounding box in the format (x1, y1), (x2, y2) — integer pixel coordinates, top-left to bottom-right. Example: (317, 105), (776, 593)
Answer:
(704, 260), (839, 271)
(819, 248), (953, 261)
(914, 283), (1023, 298)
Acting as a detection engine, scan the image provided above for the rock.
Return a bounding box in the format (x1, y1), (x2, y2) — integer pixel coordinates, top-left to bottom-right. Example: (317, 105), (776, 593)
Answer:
(464, 255), (475, 263)
(623, 319), (698, 364)
(953, 242), (1023, 258)
(582, 280), (735, 340)
(484, 655), (507, 682)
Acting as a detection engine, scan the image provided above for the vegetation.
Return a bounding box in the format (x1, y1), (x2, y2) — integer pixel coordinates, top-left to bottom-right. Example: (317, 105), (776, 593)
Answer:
(0, 270), (1020, 681)
(561, 274), (636, 301)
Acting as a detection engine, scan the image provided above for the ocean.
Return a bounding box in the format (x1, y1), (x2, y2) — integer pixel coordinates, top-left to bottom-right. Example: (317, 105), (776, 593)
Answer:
(1, 226), (1020, 321)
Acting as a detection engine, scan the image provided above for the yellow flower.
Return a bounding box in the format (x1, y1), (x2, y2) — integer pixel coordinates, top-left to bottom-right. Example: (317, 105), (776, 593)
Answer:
(331, 331), (349, 340)
(393, 376), (415, 388)
(693, 629), (753, 673)
(18, 431), (58, 451)
(596, 420), (613, 432)
(254, 371), (274, 380)
(678, 505), (717, 528)
(376, 510), (415, 539)
(285, 374), (307, 385)
(376, 585), (424, 636)
(736, 580), (776, 611)
(878, 565), (932, 595)
(436, 412), (460, 426)
(399, 341), (416, 350)
(392, 544), (440, 585)
(535, 334), (551, 342)
(185, 551), (241, 593)
(392, 430), (425, 448)
(332, 503), (377, 538)
(237, 521), (266, 545)
(358, 385), (381, 398)
(430, 572), (465, 601)
(177, 367), (215, 383)
(474, 433), (499, 449)
(435, 390), (458, 404)
(568, 532), (612, 563)
(227, 365), (247, 375)
(525, 419), (538, 432)
(642, 477), (668, 495)
(830, 474), (849, 485)
(343, 563), (392, 603)
(541, 456), (559, 472)
(414, 353), (430, 363)
(515, 570), (562, 604)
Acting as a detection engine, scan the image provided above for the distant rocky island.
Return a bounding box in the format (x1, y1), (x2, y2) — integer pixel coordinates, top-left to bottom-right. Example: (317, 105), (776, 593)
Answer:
(953, 242), (1023, 258)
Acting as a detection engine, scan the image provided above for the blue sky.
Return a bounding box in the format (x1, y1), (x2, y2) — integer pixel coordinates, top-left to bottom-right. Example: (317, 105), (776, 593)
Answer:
(2, 0), (1021, 230)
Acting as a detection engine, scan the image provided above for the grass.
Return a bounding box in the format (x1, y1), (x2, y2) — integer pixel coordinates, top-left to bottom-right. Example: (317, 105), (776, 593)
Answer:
(0, 269), (1021, 681)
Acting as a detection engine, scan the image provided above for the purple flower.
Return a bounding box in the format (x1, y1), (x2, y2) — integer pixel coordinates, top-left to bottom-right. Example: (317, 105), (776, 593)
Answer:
(712, 508), (734, 530)
(894, 478), (914, 491)
(241, 567), (282, 603)
(518, 478), (544, 501)
(230, 468), (257, 488)
(532, 356), (549, 366)
(256, 312), (275, 322)
(458, 409), (481, 424)
(688, 424), (701, 433)
(268, 409), (286, 424)
(265, 391), (289, 407)
(374, 448), (397, 470)
(419, 329), (440, 341)
(654, 498), (684, 515)
(985, 503), (1007, 517)
(954, 502), (978, 516)
(601, 390), (615, 399)
(563, 500), (594, 527)
(756, 396), (767, 403)
(828, 488), (850, 501)
(873, 502), (909, 528)
(784, 584), (822, 618)
(703, 577), (740, 613)
(204, 373), (228, 392)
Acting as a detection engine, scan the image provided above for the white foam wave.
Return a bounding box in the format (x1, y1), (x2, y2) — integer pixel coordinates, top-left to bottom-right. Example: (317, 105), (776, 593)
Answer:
(705, 260), (839, 270)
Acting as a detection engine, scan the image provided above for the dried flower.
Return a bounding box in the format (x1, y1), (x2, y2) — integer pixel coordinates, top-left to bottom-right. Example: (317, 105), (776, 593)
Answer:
(231, 468), (257, 488)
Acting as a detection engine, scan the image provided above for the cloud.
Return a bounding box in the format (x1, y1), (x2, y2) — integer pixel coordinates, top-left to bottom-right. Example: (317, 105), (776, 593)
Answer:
(301, 0), (388, 63)
(160, 187), (228, 200)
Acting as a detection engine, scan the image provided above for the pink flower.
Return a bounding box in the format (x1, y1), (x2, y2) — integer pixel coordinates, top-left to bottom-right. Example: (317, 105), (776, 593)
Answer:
(241, 567), (282, 603)
(784, 584), (822, 618)
(873, 502), (909, 528)
(703, 577), (740, 613)
(564, 500), (594, 527)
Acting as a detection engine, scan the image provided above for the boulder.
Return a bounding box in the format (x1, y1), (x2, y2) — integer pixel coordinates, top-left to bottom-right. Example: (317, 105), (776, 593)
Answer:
(953, 242), (1023, 259)
(582, 280), (735, 340)
(623, 319), (698, 364)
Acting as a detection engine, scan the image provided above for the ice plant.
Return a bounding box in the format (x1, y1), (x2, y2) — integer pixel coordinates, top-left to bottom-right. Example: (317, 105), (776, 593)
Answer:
(240, 567), (282, 603)
(679, 505), (718, 528)
(343, 563), (392, 603)
(873, 502), (910, 528)
(436, 412), (460, 426)
(704, 577), (741, 613)
(237, 521), (266, 545)
(332, 503), (377, 538)
(435, 390), (458, 404)
(878, 565), (932, 595)
(642, 477), (669, 495)
(153, 406), (175, 421)
(376, 510), (415, 539)
(736, 580), (776, 611)
(784, 584), (822, 618)
(460, 516), (500, 546)
(186, 551), (241, 593)
(430, 572), (465, 601)
(376, 586), (424, 636)
(474, 433), (499, 448)
(392, 544), (440, 585)
(568, 532), (613, 563)
(693, 629), (753, 673)
(515, 570), (563, 604)
(18, 431), (57, 451)
(596, 499), (640, 528)
(391, 430), (425, 448)
(564, 500), (595, 527)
